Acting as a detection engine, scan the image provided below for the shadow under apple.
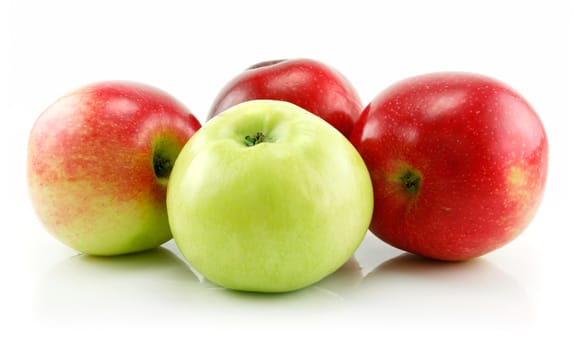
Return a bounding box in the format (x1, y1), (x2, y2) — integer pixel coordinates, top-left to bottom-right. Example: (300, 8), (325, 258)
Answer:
(197, 255), (364, 321)
(34, 246), (201, 322)
(354, 253), (533, 325)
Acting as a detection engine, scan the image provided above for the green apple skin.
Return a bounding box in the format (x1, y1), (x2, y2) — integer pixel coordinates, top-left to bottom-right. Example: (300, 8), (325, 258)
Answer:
(167, 100), (374, 293)
(27, 81), (201, 256)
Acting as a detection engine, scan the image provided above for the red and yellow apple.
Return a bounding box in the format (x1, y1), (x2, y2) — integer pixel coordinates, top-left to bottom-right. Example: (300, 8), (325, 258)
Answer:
(28, 81), (201, 256)
(350, 72), (548, 261)
(207, 58), (362, 138)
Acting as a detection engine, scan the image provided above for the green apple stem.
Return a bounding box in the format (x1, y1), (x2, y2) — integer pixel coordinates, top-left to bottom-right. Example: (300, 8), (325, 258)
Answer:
(244, 132), (269, 147)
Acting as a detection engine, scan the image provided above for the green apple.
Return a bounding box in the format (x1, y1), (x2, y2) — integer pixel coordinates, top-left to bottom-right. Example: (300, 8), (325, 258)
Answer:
(167, 100), (374, 293)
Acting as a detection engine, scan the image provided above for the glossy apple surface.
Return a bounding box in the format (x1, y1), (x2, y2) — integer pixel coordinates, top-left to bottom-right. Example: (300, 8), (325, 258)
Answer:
(168, 100), (373, 292)
(28, 81), (201, 255)
(350, 72), (548, 261)
(207, 58), (362, 138)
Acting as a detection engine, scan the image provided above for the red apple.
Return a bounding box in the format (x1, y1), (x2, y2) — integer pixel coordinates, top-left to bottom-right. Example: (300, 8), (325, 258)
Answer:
(28, 81), (201, 255)
(207, 58), (362, 138)
(350, 72), (548, 261)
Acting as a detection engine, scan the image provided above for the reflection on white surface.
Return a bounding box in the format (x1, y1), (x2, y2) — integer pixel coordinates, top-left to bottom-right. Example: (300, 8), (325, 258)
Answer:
(34, 247), (200, 321)
(35, 244), (365, 323)
(33, 233), (532, 327)
(356, 253), (532, 325)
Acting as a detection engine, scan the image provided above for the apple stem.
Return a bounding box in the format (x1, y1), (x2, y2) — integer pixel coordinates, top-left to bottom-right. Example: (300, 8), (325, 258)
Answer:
(400, 169), (421, 194)
(247, 59), (286, 70)
(244, 132), (269, 147)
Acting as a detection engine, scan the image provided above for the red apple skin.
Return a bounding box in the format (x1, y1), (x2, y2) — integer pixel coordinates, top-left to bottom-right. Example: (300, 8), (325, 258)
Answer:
(207, 58), (362, 138)
(28, 81), (201, 255)
(350, 72), (548, 261)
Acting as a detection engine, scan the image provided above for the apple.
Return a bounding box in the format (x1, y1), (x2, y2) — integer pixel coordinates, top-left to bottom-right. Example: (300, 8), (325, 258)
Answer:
(207, 58), (362, 138)
(350, 72), (548, 261)
(28, 81), (201, 256)
(167, 100), (373, 292)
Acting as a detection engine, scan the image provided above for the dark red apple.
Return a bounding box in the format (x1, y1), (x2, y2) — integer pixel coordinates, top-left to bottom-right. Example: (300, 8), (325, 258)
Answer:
(207, 58), (362, 138)
(350, 72), (548, 261)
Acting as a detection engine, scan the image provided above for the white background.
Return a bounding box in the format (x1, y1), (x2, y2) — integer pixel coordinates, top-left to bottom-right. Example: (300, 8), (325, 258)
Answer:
(1, 0), (573, 348)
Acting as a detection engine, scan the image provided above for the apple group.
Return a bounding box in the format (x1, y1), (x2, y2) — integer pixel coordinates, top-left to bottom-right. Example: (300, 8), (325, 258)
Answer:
(27, 58), (548, 293)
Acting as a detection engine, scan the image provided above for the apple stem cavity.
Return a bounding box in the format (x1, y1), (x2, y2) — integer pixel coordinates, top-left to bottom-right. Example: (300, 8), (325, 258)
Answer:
(244, 132), (270, 147)
(152, 150), (173, 182)
(400, 169), (421, 195)
(153, 154), (173, 179)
